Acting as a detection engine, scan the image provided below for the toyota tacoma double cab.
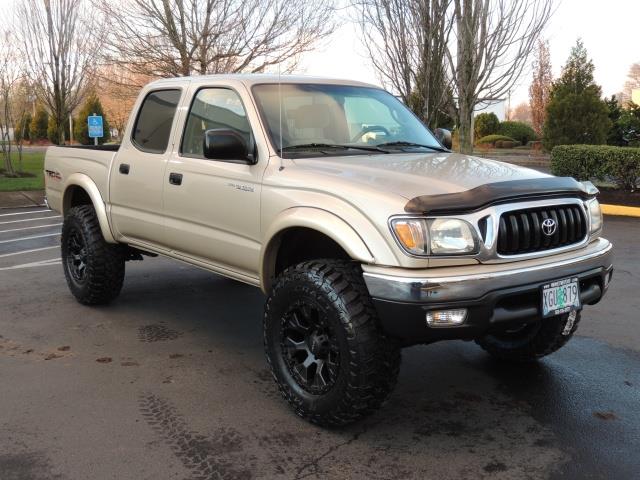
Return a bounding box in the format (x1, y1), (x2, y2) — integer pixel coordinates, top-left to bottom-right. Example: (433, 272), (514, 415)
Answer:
(45, 75), (613, 426)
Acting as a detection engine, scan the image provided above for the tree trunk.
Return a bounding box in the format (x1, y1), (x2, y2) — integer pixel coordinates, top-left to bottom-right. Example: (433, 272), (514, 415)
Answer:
(1, 96), (15, 175)
(458, 100), (474, 154)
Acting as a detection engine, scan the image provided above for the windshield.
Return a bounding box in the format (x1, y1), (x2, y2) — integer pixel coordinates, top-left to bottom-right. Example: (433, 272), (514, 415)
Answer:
(251, 84), (442, 157)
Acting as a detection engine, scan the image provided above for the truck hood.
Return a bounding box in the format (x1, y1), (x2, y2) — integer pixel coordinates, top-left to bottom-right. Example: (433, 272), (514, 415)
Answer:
(291, 152), (550, 200)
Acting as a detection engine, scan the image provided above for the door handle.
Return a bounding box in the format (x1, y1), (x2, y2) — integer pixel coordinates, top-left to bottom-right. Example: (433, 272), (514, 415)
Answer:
(169, 172), (183, 185)
(119, 163), (130, 174)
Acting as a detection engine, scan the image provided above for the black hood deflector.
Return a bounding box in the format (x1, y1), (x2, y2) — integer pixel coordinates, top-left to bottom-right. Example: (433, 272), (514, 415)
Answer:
(404, 177), (591, 215)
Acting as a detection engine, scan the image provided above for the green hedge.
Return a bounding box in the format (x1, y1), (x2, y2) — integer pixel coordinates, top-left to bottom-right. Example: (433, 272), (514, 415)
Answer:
(497, 121), (538, 145)
(477, 134), (518, 145)
(551, 144), (640, 191)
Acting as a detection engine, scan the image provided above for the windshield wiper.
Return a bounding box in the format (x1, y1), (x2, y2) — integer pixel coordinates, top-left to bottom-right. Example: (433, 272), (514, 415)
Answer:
(375, 141), (449, 153)
(281, 143), (388, 153)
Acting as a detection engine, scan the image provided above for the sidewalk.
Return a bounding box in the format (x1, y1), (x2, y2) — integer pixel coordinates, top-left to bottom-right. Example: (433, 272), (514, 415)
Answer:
(0, 190), (46, 208)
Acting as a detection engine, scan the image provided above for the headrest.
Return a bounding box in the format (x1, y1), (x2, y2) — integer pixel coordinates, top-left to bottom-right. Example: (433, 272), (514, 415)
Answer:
(288, 104), (332, 129)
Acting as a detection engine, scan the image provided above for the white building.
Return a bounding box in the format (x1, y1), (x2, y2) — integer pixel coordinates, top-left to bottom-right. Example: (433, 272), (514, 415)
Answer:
(474, 99), (508, 121)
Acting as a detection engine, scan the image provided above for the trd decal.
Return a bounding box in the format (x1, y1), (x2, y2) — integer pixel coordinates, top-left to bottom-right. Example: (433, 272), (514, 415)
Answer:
(45, 169), (62, 181)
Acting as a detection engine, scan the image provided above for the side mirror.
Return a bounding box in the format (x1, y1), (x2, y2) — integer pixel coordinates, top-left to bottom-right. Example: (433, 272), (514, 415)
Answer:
(203, 129), (249, 161)
(434, 128), (452, 150)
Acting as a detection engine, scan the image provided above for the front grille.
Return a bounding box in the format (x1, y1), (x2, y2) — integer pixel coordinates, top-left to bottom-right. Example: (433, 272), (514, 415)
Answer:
(497, 204), (587, 255)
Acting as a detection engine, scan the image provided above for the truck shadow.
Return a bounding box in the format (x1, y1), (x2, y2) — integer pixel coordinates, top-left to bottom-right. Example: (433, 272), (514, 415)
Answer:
(104, 261), (639, 479)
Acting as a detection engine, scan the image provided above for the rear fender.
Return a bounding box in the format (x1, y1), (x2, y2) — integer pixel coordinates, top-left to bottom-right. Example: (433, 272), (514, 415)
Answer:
(62, 173), (116, 243)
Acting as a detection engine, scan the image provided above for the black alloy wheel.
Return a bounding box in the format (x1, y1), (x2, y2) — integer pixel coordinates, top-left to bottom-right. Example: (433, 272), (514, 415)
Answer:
(65, 227), (89, 285)
(280, 302), (340, 395)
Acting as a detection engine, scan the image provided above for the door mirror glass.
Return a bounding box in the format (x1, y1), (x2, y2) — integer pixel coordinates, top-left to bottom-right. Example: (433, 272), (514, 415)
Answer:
(203, 129), (249, 161)
(434, 128), (452, 150)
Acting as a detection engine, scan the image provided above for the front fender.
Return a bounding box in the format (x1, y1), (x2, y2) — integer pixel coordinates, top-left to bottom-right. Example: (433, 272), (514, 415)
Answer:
(260, 207), (376, 292)
(62, 173), (116, 244)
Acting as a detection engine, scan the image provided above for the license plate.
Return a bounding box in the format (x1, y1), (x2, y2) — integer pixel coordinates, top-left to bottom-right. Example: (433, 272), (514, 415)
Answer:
(541, 277), (581, 318)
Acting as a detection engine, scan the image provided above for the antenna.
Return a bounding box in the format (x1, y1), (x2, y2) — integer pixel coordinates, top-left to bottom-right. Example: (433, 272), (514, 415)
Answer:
(278, 63), (284, 171)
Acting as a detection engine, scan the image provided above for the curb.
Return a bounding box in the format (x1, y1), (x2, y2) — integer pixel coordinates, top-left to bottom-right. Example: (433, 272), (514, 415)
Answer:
(601, 204), (640, 218)
(0, 190), (46, 209)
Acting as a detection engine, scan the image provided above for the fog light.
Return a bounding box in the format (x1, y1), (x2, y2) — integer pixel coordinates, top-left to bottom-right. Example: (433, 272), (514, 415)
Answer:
(426, 309), (467, 327)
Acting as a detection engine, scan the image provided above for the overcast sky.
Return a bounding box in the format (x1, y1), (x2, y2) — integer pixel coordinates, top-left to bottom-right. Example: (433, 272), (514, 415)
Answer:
(301, 0), (640, 106)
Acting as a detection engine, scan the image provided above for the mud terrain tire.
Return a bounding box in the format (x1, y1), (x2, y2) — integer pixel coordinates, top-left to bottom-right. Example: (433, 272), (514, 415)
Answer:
(264, 260), (401, 427)
(61, 205), (125, 305)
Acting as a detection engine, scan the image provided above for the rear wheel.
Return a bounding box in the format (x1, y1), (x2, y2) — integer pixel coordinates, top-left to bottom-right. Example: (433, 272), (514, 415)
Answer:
(61, 205), (125, 305)
(475, 311), (581, 362)
(264, 260), (401, 427)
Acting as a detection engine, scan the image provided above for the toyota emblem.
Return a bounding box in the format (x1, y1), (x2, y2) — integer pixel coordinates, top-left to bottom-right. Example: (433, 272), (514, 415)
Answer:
(541, 218), (557, 236)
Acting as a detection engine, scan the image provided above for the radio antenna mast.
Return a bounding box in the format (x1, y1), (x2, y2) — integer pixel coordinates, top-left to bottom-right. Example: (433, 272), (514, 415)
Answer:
(278, 63), (284, 171)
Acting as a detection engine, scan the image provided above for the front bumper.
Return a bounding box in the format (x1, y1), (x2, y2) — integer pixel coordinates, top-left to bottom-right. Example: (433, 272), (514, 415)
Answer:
(363, 238), (613, 345)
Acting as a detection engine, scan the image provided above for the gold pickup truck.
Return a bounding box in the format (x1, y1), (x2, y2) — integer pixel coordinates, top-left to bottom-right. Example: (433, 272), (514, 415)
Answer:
(45, 75), (613, 426)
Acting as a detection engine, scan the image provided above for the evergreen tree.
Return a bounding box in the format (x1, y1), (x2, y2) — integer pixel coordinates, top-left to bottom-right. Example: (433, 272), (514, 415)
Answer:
(29, 107), (49, 141)
(543, 40), (610, 150)
(474, 112), (500, 139)
(619, 102), (640, 147)
(605, 96), (625, 146)
(47, 114), (70, 145)
(74, 94), (111, 145)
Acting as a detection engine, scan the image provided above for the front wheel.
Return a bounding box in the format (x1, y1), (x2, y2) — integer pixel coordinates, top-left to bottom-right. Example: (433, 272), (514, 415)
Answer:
(264, 260), (401, 427)
(475, 311), (581, 362)
(61, 205), (125, 305)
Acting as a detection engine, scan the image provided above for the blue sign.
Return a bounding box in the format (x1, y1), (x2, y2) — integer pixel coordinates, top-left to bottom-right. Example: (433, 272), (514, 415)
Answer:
(88, 115), (104, 138)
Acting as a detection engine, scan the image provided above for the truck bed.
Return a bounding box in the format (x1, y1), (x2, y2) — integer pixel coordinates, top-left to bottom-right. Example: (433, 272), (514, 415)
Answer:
(44, 145), (119, 214)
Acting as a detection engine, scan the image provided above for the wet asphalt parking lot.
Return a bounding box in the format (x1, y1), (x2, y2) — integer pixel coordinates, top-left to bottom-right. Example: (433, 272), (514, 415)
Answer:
(0, 207), (638, 480)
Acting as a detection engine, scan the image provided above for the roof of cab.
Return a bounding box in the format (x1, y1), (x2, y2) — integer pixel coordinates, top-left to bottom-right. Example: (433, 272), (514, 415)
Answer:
(146, 74), (380, 89)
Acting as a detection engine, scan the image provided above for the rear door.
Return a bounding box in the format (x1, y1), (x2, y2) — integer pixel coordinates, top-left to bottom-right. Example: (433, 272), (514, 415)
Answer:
(161, 85), (265, 278)
(108, 88), (183, 248)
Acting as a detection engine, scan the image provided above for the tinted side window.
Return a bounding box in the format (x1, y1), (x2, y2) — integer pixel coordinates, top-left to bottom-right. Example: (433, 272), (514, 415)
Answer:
(181, 88), (251, 158)
(132, 89), (181, 154)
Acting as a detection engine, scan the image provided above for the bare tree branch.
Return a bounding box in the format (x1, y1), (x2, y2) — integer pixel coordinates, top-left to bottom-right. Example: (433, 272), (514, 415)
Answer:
(100, 0), (336, 78)
(451, 0), (553, 153)
(353, 0), (455, 128)
(16, 0), (105, 144)
(0, 30), (24, 174)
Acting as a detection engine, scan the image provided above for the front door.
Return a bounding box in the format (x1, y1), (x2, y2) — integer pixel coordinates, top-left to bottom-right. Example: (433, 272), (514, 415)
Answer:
(162, 87), (264, 278)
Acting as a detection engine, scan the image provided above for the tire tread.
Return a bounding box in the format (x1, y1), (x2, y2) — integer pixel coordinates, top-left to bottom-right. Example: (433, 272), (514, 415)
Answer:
(264, 259), (401, 427)
(62, 205), (125, 305)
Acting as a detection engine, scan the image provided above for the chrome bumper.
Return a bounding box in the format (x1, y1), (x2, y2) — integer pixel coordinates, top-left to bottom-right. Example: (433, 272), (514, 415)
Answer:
(363, 238), (613, 303)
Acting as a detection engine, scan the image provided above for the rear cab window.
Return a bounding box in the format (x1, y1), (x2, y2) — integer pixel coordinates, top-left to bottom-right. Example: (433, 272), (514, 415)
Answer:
(132, 89), (182, 154)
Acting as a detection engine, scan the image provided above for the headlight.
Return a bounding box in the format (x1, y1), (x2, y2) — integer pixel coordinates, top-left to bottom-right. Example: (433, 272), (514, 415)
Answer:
(587, 198), (602, 233)
(428, 218), (478, 255)
(390, 217), (478, 256)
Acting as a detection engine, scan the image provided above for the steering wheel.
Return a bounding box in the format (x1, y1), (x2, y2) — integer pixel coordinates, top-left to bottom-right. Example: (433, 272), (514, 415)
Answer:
(351, 125), (391, 143)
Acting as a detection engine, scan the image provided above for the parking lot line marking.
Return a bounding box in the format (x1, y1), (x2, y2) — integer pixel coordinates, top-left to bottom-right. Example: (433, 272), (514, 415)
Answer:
(0, 258), (61, 271)
(0, 246), (59, 258)
(0, 223), (62, 234)
(0, 209), (51, 217)
(0, 215), (61, 225)
(0, 233), (60, 244)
